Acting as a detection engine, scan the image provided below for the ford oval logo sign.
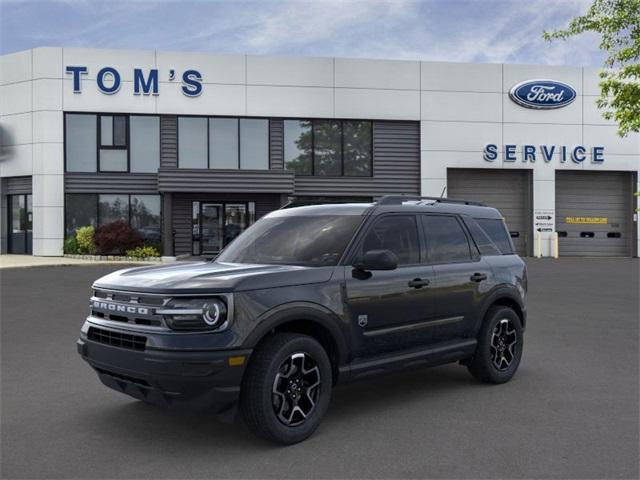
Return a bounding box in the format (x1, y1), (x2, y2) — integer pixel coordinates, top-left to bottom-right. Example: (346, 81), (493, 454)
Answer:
(509, 79), (577, 109)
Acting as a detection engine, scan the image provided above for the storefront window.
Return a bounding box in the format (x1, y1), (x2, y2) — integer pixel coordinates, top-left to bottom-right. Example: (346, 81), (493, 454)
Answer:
(130, 116), (160, 173)
(131, 195), (161, 246)
(98, 195), (129, 225)
(178, 117), (208, 168)
(65, 194), (97, 236)
(284, 119), (373, 177)
(343, 121), (372, 176)
(313, 120), (342, 176)
(65, 114), (97, 172)
(240, 119), (269, 170)
(284, 120), (312, 175)
(210, 118), (239, 169)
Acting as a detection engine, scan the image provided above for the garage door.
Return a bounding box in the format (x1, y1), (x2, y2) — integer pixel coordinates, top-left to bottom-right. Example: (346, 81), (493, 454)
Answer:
(447, 169), (531, 256)
(556, 171), (634, 257)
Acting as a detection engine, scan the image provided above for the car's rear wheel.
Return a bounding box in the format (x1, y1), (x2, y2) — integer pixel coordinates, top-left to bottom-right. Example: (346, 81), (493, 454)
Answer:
(467, 306), (523, 384)
(240, 333), (332, 444)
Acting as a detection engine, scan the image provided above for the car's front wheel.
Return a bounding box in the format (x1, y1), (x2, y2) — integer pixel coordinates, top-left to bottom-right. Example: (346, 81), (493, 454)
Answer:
(240, 333), (332, 444)
(467, 306), (523, 384)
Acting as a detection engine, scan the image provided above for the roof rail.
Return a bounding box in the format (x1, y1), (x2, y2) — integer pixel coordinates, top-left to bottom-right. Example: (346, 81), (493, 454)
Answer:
(375, 195), (485, 207)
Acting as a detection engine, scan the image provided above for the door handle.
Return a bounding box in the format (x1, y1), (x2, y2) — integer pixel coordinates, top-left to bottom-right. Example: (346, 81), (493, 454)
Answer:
(408, 278), (430, 289)
(470, 272), (488, 282)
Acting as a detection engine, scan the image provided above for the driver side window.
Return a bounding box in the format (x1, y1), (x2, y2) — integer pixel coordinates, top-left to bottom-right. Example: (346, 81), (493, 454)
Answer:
(360, 215), (420, 265)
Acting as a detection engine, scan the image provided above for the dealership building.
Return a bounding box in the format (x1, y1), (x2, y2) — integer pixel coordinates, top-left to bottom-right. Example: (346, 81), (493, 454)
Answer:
(0, 47), (638, 258)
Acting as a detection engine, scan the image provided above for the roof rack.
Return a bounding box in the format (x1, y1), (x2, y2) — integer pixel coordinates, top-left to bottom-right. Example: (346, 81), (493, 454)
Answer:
(375, 195), (485, 206)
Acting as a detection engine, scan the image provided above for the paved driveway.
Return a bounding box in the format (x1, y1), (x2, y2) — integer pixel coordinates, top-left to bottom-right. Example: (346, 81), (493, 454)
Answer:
(1, 259), (638, 479)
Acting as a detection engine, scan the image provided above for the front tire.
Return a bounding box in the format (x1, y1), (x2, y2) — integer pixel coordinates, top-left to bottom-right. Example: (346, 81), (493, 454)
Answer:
(240, 333), (332, 444)
(467, 306), (523, 384)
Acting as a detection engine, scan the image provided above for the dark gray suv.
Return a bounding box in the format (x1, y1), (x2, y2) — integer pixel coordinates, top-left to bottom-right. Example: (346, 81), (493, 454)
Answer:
(77, 196), (527, 444)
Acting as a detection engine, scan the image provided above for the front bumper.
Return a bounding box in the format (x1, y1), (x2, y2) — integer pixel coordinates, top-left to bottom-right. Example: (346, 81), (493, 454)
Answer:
(77, 327), (251, 413)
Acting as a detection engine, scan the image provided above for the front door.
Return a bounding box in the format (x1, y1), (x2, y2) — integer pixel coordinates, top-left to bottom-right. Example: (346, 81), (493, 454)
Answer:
(192, 201), (253, 256)
(200, 203), (224, 255)
(344, 214), (437, 357)
(8, 194), (32, 254)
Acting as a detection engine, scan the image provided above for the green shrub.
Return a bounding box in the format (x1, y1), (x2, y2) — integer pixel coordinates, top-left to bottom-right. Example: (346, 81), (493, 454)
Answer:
(125, 245), (160, 258)
(64, 236), (79, 254)
(76, 226), (97, 254)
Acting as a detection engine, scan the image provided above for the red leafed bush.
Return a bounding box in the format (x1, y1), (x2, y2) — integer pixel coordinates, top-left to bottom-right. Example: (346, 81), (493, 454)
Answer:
(94, 220), (143, 255)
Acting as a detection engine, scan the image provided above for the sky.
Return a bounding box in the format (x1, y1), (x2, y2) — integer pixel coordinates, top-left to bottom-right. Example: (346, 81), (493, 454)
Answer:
(0, 0), (605, 66)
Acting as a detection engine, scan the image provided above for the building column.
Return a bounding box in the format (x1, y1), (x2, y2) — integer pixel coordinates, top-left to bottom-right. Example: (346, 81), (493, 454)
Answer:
(532, 168), (555, 257)
(419, 150), (447, 198)
(0, 179), (7, 254)
(162, 192), (174, 257)
(32, 174), (64, 256)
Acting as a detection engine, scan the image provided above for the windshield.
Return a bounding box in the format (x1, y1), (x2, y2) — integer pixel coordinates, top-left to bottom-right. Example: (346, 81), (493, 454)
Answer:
(216, 214), (363, 267)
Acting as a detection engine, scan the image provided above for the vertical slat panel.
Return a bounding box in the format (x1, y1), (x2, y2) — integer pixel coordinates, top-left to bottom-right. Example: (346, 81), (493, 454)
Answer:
(160, 116), (178, 169)
(270, 119), (284, 170)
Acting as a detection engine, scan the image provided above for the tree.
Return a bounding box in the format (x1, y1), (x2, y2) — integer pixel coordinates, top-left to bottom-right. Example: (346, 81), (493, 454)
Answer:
(543, 0), (640, 136)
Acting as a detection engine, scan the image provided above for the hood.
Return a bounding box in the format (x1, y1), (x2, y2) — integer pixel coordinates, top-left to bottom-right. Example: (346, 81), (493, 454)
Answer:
(93, 261), (335, 294)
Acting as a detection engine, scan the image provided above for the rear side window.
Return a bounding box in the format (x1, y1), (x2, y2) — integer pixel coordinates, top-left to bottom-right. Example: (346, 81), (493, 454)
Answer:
(463, 217), (502, 256)
(422, 215), (472, 263)
(360, 215), (420, 265)
(476, 218), (515, 254)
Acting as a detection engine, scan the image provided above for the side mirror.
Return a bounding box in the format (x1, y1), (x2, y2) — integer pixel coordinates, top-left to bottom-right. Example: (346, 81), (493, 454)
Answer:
(354, 249), (398, 271)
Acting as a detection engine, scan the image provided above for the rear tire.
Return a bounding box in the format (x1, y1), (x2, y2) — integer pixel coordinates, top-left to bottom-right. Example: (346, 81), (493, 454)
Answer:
(467, 306), (523, 384)
(240, 333), (332, 444)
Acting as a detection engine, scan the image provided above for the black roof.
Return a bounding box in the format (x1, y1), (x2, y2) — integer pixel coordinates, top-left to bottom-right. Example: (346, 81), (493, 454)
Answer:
(273, 196), (503, 220)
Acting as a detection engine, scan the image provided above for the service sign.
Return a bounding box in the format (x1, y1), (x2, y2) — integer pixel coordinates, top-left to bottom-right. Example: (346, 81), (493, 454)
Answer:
(509, 79), (577, 109)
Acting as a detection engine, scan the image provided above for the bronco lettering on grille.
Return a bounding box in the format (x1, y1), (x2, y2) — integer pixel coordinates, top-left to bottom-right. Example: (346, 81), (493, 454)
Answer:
(91, 300), (149, 315)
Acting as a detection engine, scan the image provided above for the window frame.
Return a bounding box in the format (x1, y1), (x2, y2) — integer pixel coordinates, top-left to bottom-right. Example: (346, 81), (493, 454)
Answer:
(347, 213), (425, 267)
(64, 112), (161, 174)
(284, 118), (373, 177)
(97, 114), (129, 172)
(177, 115), (271, 170)
(420, 214), (480, 266)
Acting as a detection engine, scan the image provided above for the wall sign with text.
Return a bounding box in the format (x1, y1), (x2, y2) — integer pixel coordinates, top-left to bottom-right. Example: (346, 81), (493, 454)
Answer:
(65, 66), (203, 97)
(483, 144), (605, 164)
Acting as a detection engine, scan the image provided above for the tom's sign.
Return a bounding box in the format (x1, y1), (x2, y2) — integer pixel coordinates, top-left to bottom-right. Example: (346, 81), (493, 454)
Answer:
(65, 66), (203, 97)
(509, 79), (576, 109)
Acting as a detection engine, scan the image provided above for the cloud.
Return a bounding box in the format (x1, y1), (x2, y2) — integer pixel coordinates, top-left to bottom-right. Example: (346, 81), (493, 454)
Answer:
(0, 0), (605, 66)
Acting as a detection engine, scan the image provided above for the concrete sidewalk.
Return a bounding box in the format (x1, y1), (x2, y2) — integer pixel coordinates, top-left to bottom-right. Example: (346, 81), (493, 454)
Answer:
(0, 254), (152, 269)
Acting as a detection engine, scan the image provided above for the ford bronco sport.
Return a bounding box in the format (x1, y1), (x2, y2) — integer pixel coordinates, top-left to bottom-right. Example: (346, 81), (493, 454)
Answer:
(77, 195), (527, 444)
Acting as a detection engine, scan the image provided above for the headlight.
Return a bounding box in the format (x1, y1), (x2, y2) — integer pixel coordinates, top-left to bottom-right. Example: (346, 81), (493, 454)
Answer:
(158, 297), (228, 331)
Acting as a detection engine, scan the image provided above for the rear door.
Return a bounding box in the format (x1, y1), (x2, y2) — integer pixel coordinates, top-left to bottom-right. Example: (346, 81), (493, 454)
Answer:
(344, 214), (437, 357)
(421, 214), (492, 340)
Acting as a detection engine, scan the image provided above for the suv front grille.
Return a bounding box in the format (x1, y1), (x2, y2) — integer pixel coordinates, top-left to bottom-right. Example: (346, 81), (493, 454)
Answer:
(88, 327), (147, 351)
(90, 289), (167, 329)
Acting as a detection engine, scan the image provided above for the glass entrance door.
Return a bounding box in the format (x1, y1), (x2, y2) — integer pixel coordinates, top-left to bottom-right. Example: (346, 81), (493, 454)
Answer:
(191, 201), (255, 256)
(201, 203), (223, 255)
(8, 194), (32, 254)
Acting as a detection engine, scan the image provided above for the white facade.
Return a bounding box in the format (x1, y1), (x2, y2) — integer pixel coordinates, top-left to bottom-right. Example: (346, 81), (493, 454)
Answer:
(1, 47), (638, 256)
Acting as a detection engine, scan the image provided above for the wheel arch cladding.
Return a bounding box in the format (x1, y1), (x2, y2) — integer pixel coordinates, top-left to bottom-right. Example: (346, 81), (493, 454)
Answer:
(243, 305), (350, 381)
(486, 296), (525, 330)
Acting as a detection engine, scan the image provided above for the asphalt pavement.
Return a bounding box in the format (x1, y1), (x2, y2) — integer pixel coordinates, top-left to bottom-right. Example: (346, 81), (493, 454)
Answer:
(1, 258), (638, 479)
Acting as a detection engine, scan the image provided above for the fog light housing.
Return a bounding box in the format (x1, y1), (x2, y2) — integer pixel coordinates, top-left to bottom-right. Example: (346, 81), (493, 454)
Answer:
(159, 298), (228, 331)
